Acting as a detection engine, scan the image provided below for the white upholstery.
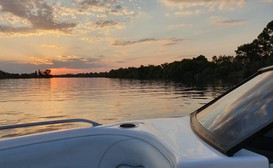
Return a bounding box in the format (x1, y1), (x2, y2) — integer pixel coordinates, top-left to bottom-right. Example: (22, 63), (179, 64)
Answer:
(0, 135), (122, 168)
(98, 139), (173, 168)
(0, 135), (173, 168)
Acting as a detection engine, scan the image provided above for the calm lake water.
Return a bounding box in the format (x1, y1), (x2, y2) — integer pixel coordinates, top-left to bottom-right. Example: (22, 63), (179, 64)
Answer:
(0, 78), (233, 138)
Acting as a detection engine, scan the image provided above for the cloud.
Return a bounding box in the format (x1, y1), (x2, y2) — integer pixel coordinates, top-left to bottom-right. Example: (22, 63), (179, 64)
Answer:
(78, 20), (124, 34)
(79, 0), (134, 16)
(210, 16), (246, 26)
(0, 0), (138, 36)
(113, 37), (184, 46)
(52, 55), (104, 69)
(79, 0), (112, 8)
(175, 10), (201, 15)
(41, 44), (64, 49)
(93, 20), (124, 29)
(80, 37), (102, 42)
(77, 20), (124, 35)
(79, 0), (121, 11)
(168, 23), (192, 29)
(161, 0), (245, 10)
(0, 12), (31, 27)
(29, 57), (53, 65)
(57, 55), (89, 62)
(80, 36), (116, 43)
(163, 38), (184, 46)
(0, 60), (47, 73)
(0, 0), (76, 35)
(0, 55), (105, 73)
(113, 38), (157, 46)
(52, 3), (93, 19)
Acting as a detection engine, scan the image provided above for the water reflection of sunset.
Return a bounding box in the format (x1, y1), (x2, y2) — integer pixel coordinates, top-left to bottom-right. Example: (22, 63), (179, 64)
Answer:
(0, 78), (229, 139)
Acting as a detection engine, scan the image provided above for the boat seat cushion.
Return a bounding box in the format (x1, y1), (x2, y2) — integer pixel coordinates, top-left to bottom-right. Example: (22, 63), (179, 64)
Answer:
(0, 135), (173, 168)
(98, 139), (173, 168)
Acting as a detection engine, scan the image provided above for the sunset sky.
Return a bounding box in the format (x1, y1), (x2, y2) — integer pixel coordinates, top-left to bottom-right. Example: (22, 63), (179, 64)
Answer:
(0, 0), (272, 75)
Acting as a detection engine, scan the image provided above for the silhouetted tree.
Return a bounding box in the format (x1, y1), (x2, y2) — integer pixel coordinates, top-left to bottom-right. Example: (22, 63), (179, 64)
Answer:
(235, 20), (273, 75)
(37, 69), (52, 78)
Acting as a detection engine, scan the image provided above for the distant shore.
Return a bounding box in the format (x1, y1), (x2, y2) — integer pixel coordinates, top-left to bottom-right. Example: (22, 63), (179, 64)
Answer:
(1, 20), (272, 82)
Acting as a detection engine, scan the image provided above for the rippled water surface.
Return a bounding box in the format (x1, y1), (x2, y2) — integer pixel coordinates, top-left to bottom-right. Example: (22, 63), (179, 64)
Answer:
(0, 78), (232, 138)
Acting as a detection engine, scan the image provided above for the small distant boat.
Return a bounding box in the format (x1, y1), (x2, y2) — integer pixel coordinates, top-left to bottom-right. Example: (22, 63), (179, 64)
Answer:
(1, 66), (273, 168)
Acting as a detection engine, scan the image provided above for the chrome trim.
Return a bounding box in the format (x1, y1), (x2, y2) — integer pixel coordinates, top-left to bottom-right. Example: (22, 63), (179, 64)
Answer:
(0, 118), (101, 130)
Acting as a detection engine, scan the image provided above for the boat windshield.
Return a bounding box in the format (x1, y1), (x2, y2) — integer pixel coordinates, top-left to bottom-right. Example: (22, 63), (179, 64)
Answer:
(195, 70), (273, 153)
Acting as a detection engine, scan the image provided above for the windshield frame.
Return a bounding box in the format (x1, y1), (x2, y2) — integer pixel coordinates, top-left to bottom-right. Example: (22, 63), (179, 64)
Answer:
(190, 65), (273, 156)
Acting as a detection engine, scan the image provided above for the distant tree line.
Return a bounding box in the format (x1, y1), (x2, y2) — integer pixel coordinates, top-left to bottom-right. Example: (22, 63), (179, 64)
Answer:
(0, 20), (272, 81)
(54, 72), (107, 78)
(0, 69), (52, 79)
(106, 20), (273, 81)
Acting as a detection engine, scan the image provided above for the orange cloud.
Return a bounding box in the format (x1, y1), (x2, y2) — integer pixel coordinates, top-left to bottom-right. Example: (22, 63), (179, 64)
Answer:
(41, 44), (64, 49)
(57, 55), (88, 62)
(29, 57), (53, 65)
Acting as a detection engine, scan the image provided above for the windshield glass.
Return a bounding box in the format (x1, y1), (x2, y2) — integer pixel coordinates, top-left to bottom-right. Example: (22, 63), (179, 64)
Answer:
(197, 70), (273, 147)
